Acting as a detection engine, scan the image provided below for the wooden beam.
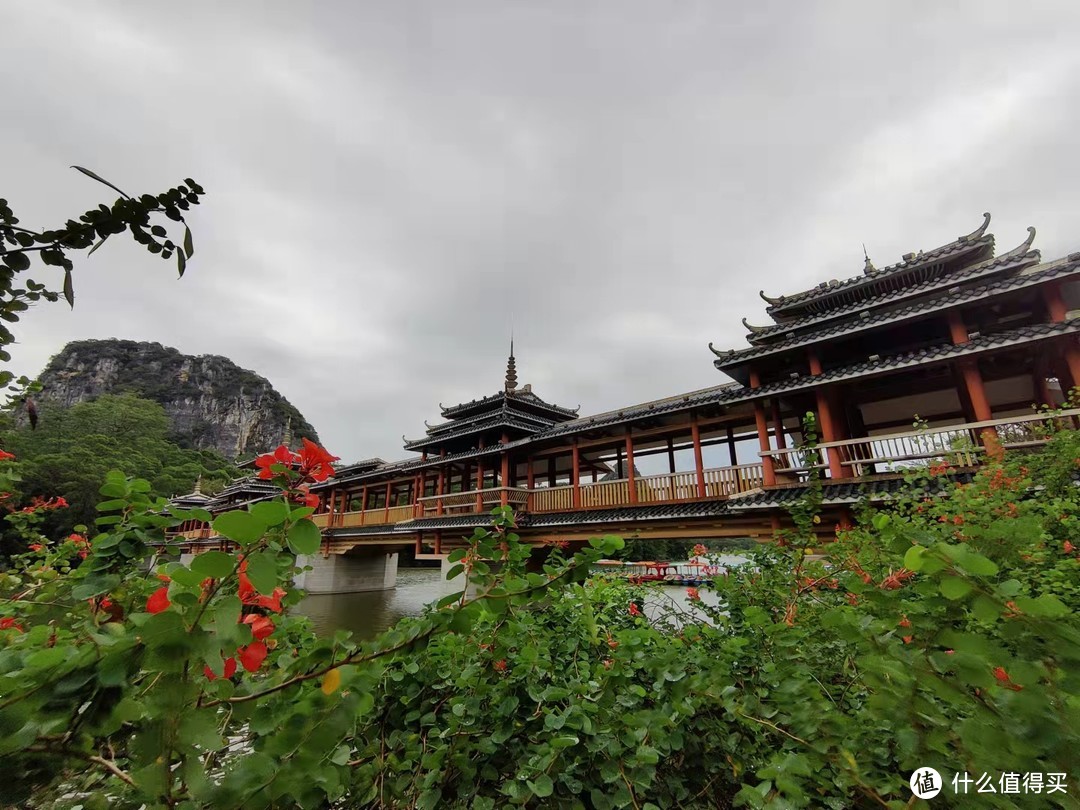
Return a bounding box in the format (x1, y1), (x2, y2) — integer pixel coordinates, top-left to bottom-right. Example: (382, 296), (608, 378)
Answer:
(726, 425), (738, 466)
(625, 429), (638, 504)
(666, 437), (676, 474)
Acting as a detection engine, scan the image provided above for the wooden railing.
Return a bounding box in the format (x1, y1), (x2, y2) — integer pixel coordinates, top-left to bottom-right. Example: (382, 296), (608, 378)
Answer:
(529, 485), (573, 512)
(329, 505), (417, 528)
(523, 464), (767, 513)
(762, 410), (1080, 478)
(417, 487), (531, 516)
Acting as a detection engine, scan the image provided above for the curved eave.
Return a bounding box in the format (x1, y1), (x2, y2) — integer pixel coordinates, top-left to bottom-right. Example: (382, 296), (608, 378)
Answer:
(727, 318), (1080, 404)
(715, 257), (1074, 373)
(765, 235), (994, 320)
(733, 249), (1041, 347)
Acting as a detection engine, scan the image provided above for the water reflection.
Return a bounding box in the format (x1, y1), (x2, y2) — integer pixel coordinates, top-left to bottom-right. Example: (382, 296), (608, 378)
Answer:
(297, 556), (748, 641)
(296, 567), (453, 640)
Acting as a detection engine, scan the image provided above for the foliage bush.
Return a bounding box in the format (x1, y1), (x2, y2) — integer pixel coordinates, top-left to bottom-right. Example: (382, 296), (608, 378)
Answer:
(0, 425), (1076, 807)
(1, 174), (1078, 807)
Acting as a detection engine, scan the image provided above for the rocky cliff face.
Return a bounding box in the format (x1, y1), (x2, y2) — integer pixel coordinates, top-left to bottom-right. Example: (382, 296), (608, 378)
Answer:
(33, 340), (319, 459)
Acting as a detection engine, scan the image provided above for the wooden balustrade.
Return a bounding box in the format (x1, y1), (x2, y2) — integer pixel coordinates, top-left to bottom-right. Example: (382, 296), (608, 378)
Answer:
(417, 487), (530, 515)
(761, 410), (1080, 478)
(579, 479), (630, 508)
(704, 464), (765, 496)
(528, 485), (573, 512)
(311, 513), (329, 528)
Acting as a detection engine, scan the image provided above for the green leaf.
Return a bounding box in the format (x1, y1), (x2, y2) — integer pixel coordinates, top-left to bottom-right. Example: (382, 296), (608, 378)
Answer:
(213, 510), (266, 545)
(959, 552), (998, 577)
(183, 224), (194, 258)
(250, 501), (289, 527)
(70, 165), (131, 199)
(176, 249), (186, 277)
(287, 519), (322, 556)
(245, 551), (278, 595)
(971, 595), (1001, 623)
(940, 576), (973, 601)
(446, 563), (464, 581)
(903, 545), (927, 571)
(63, 269), (74, 308)
(190, 551), (235, 579)
(528, 774), (554, 798)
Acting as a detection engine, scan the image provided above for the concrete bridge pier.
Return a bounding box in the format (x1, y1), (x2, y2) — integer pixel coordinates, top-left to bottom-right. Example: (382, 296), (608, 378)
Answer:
(295, 550), (399, 594)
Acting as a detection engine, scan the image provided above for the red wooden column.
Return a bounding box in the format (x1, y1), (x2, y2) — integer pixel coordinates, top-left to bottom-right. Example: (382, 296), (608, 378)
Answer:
(1043, 282), (1069, 323)
(690, 414), (707, 497)
(547, 457), (556, 487)
(325, 487), (336, 528)
(436, 465), (446, 516)
(383, 481), (392, 523)
(771, 400), (787, 449)
(666, 437), (676, 474)
(625, 429), (638, 504)
(526, 456), (535, 489)
(571, 441), (581, 508)
(748, 370), (778, 486)
(948, 313), (994, 424)
(500, 452), (511, 506)
(358, 485), (368, 525)
(475, 460), (485, 512)
(806, 352), (844, 480)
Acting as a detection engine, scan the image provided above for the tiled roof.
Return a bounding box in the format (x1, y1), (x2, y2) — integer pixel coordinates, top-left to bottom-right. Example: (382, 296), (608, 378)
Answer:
(404, 407), (558, 450)
(733, 318), (1080, 401)
(440, 390), (579, 420)
(739, 249), (1040, 345)
(764, 229), (994, 318)
(715, 258), (1076, 369)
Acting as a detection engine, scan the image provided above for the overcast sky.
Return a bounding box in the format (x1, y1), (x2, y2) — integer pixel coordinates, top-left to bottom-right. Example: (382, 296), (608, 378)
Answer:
(4, 2), (1080, 462)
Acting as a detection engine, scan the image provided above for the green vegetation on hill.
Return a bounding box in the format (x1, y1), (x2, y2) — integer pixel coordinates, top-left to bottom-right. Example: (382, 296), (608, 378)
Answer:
(0, 394), (234, 547)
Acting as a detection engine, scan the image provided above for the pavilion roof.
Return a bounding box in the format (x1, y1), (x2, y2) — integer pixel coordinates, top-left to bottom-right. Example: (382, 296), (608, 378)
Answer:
(714, 252), (1074, 372)
(758, 213), (996, 321)
(439, 389), (579, 421)
(731, 244), (1041, 347)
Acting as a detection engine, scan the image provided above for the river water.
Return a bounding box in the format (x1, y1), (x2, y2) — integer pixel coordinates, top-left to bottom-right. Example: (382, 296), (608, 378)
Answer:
(297, 556), (745, 640)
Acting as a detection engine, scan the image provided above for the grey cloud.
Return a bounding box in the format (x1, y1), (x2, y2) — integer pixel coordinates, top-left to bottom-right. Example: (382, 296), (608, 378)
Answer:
(4, 1), (1080, 462)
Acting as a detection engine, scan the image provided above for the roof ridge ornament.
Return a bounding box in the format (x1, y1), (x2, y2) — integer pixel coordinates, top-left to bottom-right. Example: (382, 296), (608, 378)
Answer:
(862, 244), (876, 275)
(997, 226), (1037, 262)
(504, 338), (518, 392)
(742, 317), (768, 334)
(759, 290), (784, 305)
(708, 342), (735, 357)
(959, 212), (992, 242)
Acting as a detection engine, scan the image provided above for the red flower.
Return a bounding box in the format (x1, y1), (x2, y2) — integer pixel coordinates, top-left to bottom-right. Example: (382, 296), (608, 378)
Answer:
(146, 586), (171, 614)
(628, 603), (642, 617)
(902, 635), (913, 644)
(993, 666), (1023, 691)
(0, 449), (15, 461)
(204, 656), (238, 681)
(493, 659), (508, 672)
(296, 439), (339, 483)
(238, 642), (268, 673)
(0, 617), (24, 632)
(68, 534), (87, 546)
(255, 445), (298, 480)
(1065, 541), (1075, 554)
(53, 497), (68, 508)
(686, 587), (701, 601)
(846, 592), (859, 606)
(292, 485), (320, 509)
(244, 614), (275, 640)
(899, 615), (911, 628)
(28, 543), (43, 552)
(691, 544), (708, 558)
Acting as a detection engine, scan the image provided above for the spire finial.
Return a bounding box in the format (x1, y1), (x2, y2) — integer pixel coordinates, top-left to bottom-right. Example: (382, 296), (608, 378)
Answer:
(193, 475), (203, 496)
(504, 337), (518, 392)
(862, 243), (876, 275)
(282, 416), (293, 448)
